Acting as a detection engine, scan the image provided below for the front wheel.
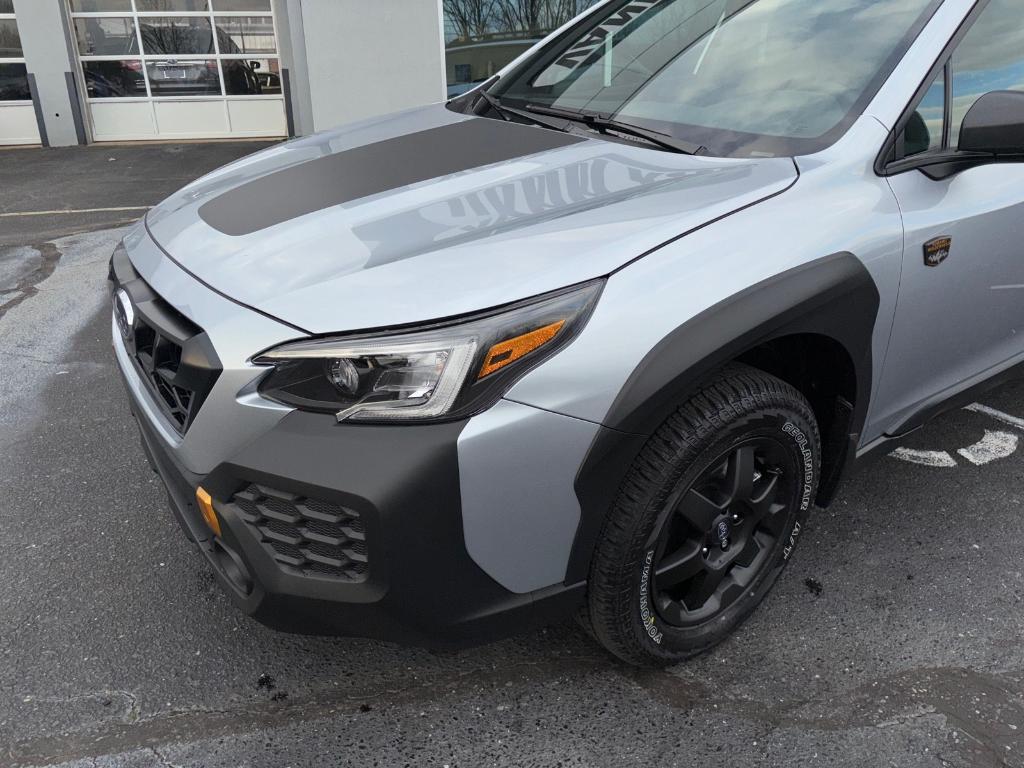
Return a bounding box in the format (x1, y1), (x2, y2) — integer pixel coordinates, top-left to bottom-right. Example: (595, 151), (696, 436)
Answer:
(585, 364), (821, 667)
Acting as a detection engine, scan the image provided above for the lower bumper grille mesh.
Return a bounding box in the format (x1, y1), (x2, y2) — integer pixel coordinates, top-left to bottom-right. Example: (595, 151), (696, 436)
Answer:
(231, 484), (368, 581)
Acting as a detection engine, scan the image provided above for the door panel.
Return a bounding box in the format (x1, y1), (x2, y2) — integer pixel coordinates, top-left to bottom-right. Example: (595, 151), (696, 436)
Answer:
(870, 0), (1024, 436)
(875, 164), (1024, 433)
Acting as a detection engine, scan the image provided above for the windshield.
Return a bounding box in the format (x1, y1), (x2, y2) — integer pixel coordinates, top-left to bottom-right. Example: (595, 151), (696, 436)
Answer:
(492, 0), (941, 157)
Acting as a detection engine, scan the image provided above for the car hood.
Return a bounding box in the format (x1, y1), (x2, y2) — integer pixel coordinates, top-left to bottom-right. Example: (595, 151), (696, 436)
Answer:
(145, 104), (797, 335)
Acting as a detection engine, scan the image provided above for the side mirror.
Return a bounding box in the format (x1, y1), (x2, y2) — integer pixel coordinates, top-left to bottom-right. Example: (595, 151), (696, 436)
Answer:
(958, 90), (1024, 155)
(250, 60), (261, 70)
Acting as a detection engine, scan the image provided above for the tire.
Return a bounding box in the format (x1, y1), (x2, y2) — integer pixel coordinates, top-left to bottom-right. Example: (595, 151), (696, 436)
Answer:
(585, 363), (821, 667)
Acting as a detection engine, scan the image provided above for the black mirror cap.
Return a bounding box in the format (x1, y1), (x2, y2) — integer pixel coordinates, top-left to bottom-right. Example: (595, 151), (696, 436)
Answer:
(958, 90), (1024, 155)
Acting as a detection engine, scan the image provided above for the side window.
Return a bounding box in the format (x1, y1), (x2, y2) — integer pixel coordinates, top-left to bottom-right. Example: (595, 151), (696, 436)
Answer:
(903, 67), (944, 157)
(949, 0), (1024, 148)
(895, 0), (1024, 161)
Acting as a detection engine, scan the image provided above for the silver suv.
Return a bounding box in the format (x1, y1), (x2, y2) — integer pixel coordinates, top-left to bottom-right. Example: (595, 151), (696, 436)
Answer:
(111, 0), (1024, 666)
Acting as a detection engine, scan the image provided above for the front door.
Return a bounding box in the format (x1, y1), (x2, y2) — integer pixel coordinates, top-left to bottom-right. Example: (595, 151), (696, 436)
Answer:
(873, 0), (1024, 435)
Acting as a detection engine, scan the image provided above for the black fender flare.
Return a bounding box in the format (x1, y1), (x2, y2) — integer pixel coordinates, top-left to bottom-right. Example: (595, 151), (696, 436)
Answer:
(565, 252), (880, 585)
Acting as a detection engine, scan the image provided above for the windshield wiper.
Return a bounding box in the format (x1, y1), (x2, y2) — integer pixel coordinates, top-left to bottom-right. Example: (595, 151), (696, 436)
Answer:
(524, 103), (705, 156)
(474, 90), (574, 133)
(475, 93), (706, 155)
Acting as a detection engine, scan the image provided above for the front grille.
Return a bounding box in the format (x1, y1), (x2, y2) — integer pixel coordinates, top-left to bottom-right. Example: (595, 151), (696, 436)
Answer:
(231, 484), (369, 582)
(112, 247), (220, 434)
(132, 312), (196, 430)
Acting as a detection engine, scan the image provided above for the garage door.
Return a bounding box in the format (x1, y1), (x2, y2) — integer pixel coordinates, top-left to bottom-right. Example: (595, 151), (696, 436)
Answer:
(0, 1), (42, 146)
(69, 0), (287, 142)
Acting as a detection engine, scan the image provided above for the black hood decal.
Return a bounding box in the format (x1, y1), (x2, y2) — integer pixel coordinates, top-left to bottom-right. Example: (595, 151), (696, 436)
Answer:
(198, 118), (586, 237)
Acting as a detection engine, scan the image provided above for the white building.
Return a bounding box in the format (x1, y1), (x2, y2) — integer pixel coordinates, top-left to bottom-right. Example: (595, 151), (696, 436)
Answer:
(0, 0), (598, 147)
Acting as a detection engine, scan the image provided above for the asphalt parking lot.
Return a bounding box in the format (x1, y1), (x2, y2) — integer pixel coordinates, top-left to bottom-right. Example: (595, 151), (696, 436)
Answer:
(2, 145), (1024, 767)
(0, 142), (274, 249)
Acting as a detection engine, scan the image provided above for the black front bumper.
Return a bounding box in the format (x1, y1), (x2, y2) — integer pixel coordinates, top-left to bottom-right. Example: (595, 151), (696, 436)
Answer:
(127, 386), (583, 648)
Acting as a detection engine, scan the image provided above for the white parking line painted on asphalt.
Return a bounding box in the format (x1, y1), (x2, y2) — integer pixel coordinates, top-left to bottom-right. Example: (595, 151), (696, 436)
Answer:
(890, 403), (1024, 468)
(889, 448), (958, 467)
(0, 206), (151, 218)
(956, 430), (1019, 466)
(965, 402), (1024, 431)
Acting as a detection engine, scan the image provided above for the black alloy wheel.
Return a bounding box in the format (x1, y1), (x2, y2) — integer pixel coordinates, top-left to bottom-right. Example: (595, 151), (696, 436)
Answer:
(651, 438), (793, 627)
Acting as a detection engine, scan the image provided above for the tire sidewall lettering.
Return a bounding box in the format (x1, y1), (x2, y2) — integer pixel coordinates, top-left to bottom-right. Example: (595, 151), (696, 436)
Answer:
(781, 420), (815, 560)
(639, 549), (664, 645)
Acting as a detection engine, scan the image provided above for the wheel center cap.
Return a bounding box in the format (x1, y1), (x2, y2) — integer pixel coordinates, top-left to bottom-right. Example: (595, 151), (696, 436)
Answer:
(715, 519), (731, 551)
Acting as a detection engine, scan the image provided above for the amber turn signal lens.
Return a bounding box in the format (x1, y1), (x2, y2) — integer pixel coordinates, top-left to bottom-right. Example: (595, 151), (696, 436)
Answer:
(196, 486), (221, 537)
(478, 320), (566, 379)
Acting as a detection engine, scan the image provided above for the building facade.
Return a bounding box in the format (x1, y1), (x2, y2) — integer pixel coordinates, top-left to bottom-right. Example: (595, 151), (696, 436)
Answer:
(0, 0), (601, 147)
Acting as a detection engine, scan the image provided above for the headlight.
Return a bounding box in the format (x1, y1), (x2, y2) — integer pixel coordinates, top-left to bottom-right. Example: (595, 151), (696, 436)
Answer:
(254, 279), (604, 422)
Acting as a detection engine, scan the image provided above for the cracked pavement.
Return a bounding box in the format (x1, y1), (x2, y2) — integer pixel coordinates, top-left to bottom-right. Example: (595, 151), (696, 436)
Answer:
(2, 148), (1024, 766)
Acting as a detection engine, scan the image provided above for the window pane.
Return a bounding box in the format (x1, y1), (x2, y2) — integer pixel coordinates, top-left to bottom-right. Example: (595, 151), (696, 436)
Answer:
(69, 0), (132, 11)
(136, 0), (209, 11)
(223, 57), (279, 94)
(215, 16), (275, 54)
(82, 60), (147, 98)
(214, 0), (272, 11)
(74, 17), (139, 56)
(950, 0), (1024, 148)
(0, 62), (29, 101)
(0, 1), (14, 14)
(147, 59), (221, 95)
(0, 18), (22, 58)
(139, 17), (214, 54)
(904, 68), (944, 157)
(444, 0), (601, 96)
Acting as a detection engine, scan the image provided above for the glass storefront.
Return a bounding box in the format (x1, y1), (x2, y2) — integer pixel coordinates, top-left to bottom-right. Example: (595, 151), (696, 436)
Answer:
(68, 0), (286, 140)
(0, 3), (39, 144)
(0, 3), (28, 102)
(70, 0), (282, 100)
(443, 0), (601, 97)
